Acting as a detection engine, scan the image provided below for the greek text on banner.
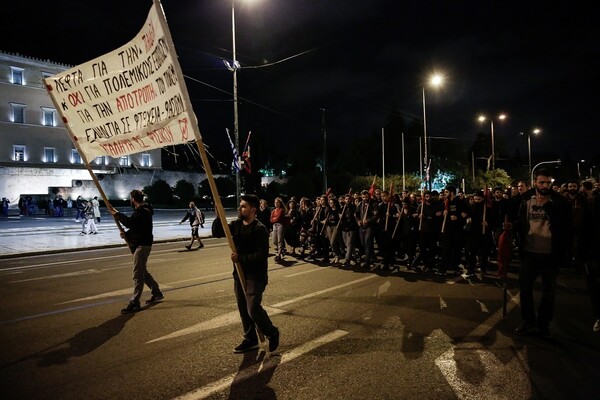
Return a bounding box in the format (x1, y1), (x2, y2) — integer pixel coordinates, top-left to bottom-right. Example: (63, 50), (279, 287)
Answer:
(44, 3), (194, 160)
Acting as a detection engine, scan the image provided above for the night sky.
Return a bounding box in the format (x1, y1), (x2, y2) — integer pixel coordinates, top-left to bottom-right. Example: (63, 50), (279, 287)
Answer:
(3, 0), (598, 173)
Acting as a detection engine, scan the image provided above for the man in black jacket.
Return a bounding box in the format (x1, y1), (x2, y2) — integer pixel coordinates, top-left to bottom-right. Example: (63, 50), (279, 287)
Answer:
(507, 168), (570, 338)
(109, 189), (163, 314)
(213, 194), (280, 354)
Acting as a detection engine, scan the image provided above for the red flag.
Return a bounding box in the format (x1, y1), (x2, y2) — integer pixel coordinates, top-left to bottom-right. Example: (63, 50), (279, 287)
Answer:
(241, 132), (251, 174)
(484, 186), (493, 208)
(368, 176), (377, 198)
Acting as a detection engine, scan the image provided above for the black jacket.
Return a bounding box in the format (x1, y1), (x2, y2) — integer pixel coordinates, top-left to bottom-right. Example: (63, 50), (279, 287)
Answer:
(213, 217), (270, 284)
(509, 189), (570, 257)
(115, 203), (154, 253)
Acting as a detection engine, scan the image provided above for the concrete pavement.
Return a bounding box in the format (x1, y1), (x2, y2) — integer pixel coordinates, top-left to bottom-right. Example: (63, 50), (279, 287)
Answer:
(0, 208), (237, 259)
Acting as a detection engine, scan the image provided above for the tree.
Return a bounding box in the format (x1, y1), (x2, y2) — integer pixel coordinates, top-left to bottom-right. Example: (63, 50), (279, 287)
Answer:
(143, 179), (173, 205)
(173, 179), (196, 205)
(473, 168), (512, 191)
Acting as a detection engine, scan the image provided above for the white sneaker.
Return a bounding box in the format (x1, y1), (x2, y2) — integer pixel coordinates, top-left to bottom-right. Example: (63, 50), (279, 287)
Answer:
(593, 319), (600, 333)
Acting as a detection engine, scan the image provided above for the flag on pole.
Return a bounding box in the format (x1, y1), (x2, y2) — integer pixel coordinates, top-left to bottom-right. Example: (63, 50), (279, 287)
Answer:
(368, 176), (377, 198)
(424, 159), (431, 185)
(43, 3), (195, 161)
(225, 128), (240, 172)
(241, 131), (251, 174)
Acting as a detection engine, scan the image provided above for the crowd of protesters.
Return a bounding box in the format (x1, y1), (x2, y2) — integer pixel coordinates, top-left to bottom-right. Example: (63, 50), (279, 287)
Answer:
(257, 172), (599, 335)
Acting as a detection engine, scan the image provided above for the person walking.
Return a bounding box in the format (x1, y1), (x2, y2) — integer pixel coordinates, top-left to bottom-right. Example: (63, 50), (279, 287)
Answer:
(75, 195), (85, 222)
(91, 196), (101, 223)
(1, 197), (9, 217)
(108, 189), (164, 314)
(270, 197), (288, 262)
(179, 201), (205, 250)
(66, 196), (73, 217)
(212, 194), (280, 354)
(81, 200), (98, 235)
(507, 168), (570, 338)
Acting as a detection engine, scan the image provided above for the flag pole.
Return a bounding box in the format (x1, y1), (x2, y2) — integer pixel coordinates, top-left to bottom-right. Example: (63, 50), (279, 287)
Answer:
(153, 0), (261, 341)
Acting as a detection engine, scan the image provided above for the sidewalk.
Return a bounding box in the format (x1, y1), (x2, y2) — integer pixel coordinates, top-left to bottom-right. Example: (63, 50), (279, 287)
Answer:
(0, 208), (237, 259)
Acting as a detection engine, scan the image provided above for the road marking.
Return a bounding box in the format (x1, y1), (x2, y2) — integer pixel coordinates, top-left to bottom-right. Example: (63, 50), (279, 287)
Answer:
(147, 275), (376, 344)
(439, 295), (447, 309)
(0, 243), (225, 272)
(272, 275), (376, 308)
(57, 285), (174, 304)
(147, 306), (286, 343)
(476, 299), (490, 314)
(435, 294), (527, 399)
(11, 269), (103, 282)
(284, 266), (324, 277)
(172, 330), (348, 400)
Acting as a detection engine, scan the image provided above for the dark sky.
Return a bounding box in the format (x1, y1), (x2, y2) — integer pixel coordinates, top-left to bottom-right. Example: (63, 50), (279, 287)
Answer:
(3, 0), (599, 169)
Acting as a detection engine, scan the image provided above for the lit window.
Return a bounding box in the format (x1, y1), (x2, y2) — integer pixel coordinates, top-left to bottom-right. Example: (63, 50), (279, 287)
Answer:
(10, 103), (26, 123)
(71, 149), (82, 164)
(10, 67), (24, 85)
(13, 145), (26, 161)
(44, 147), (56, 163)
(41, 71), (53, 79)
(141, 153), (151, 167)
(119, 156), (129, 166)
(41, 107), (56, 126)
(95, 156), (106, 165)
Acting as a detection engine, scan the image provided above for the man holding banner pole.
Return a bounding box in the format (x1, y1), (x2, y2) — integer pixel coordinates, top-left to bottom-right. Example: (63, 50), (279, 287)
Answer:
(43, 0), (276, 351)
(212, 194), (280, 353)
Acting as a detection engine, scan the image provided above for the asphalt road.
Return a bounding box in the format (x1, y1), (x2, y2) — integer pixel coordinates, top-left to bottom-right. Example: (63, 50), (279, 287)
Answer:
(1, 241), (598, 400)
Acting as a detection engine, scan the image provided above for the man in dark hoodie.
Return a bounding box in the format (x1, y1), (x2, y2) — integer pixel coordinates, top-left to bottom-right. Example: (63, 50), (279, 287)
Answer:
(109, 189), (164, 314)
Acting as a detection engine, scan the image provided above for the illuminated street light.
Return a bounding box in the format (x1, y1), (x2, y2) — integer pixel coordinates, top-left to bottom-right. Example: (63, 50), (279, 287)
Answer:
(577, 159), (586, 178)
(531, 159), (561, 185)
(520, 128), (541, 178)
(478, 113), (506, 170)
(422, 73), (444, 190)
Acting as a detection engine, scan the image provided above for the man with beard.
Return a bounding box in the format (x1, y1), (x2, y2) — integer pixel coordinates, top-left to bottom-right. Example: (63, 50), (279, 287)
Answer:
(464, 191), (492, 277)
(414, 191), (442, 272)
(438, 186), (468, 276)
(109, 190), (163, 314)
(507, 168), (570, 338)
(212, 194), (280, 353)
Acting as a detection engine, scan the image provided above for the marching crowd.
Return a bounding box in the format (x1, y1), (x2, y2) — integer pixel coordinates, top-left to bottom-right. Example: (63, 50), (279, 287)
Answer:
(256, 170), (600, 335)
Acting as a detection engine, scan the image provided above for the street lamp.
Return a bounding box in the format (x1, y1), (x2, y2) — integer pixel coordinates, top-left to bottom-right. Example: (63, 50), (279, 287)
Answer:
(422, 73), (443, 190)
(225, 0), (249, 207)
(577, 159), (586, 178)
(478, 113), (506, 170)
(531, 159), (561, 185)
(520, 128), (541, 178)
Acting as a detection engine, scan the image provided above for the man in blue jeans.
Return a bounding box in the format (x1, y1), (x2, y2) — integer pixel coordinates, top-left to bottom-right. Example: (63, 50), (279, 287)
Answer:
(109, 189), (164, 314)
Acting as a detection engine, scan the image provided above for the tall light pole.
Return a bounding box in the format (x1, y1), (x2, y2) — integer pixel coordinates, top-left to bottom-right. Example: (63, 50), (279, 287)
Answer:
(478, 113), (506, 170)
(521, 128), (541, 178)
(531, 159), (561, 185)
(422, 73), (443, 190)
(577, 159), (585, 178)
(231, 1), (241, 206)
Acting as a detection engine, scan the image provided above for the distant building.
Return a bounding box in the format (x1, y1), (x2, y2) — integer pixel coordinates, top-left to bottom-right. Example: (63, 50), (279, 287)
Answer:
(0, 51), (163, 209)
